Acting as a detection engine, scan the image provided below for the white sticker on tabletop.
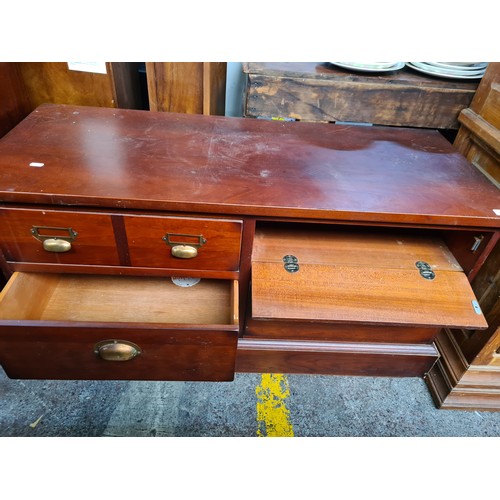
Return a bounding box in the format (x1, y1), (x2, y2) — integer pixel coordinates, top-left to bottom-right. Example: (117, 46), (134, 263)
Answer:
(67, 62), (107, 74)
(171, 277), (201, 287)
(494, 209), (500, 216)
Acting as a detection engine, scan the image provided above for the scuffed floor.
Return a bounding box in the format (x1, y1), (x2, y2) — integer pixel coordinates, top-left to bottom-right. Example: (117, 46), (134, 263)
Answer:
(1, 367), (500, 437)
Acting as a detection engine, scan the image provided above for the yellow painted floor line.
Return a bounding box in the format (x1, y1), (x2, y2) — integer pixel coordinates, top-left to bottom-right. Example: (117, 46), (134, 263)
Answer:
(256, 373), (295, 437)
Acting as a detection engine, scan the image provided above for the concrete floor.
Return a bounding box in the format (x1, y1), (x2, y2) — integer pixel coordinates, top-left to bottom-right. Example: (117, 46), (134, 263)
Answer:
(1, 366), (500, 437)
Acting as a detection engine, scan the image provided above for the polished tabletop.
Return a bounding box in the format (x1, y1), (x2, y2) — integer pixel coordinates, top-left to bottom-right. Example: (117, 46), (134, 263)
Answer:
(0, 104), (498, 228)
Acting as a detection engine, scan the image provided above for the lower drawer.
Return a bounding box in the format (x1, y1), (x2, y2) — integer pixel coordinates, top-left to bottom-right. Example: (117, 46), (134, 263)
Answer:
(0, 273), (239, 381)
(236, 339), (439, 377)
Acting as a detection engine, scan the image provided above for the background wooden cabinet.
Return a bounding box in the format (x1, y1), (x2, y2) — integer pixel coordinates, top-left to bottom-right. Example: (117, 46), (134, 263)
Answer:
(17, 62), (144, 110)
(0, 62), (227, 141)
(0, 62), (31, 138)
(0, 62), (146, 140)
(243, 62), (479, 129)
(425, 63), (500, 410)
(146, 62), (226, 115)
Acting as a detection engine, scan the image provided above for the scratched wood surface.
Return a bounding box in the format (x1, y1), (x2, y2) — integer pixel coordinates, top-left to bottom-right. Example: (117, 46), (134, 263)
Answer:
(0, 104), (498, 229)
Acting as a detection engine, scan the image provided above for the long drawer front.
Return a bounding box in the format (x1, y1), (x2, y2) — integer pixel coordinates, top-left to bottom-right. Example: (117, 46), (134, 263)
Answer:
(236, 339), (439, 377)
(0, 272), (239, 381)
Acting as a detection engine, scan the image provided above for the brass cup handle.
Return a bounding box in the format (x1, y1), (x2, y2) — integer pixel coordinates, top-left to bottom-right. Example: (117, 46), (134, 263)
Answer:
(163, 232), (207, 259)
(171, 245), (198, 259)
(42, 238), (72, 253)
(94, 340), (141, 362)
(31, 226), (78, 253)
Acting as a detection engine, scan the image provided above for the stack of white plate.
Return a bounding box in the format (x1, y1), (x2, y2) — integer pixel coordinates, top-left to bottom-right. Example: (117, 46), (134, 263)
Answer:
(406, 62), (488, 79)
(329, 62), (405, 72)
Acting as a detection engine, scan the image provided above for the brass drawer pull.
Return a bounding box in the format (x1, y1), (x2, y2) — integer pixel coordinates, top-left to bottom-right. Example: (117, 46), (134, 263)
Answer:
(162, 232), (207, 259)
(31, 226), (78, 253)
(94, 340), (141, 362)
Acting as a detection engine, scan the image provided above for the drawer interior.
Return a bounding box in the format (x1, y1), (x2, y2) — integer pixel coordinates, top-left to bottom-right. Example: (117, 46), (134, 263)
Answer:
(0, 273), (238, 325)
(251, 226), (487, 330)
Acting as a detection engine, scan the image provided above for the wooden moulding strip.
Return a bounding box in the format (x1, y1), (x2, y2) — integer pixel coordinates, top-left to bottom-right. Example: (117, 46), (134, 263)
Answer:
(237, 338), (437, 356)
(425, 360), (453, 408)
(458, 108), (500, 154)
(433, 329), (469, 385)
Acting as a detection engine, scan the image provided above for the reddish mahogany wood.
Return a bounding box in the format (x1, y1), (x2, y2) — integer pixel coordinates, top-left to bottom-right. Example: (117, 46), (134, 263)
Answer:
(0, 272), (239, 381)
(0, 103), (498, 381)
(0, 324), (238, 381)
(0, 206), (243, 276)
(6, 262), (240, 280)
(236, 339), (438, 377)
(124, 214), (242, 272)
(0, 63), (31, 138)
(245, 318), (440, 344)
(0, 104), (498, 229)
(0, 207), (120, 266)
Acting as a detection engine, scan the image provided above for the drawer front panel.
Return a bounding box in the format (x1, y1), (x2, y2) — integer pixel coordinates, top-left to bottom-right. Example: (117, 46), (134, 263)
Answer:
(245, 318), (440, 344)
(236, 339), (439, 377)
(0, 208), (120, 266)
(0, 273), (239, 381)
(124, 215), (242, 272)
(0, 325), (238, 381)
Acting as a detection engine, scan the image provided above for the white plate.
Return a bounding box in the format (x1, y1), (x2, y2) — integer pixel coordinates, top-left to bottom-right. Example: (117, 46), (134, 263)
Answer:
(406, 62), (486, 80)
(438, 62), (488, 67)
(330, 62), (405, 72)
(426, 62), (488, 71)
(411, 61), (486, 77)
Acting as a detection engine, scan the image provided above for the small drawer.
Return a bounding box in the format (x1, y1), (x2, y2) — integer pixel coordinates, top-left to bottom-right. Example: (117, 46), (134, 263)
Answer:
(0, 208), (120, 266)
(0, 272), (239, 381)
(124, 215), (242, 272)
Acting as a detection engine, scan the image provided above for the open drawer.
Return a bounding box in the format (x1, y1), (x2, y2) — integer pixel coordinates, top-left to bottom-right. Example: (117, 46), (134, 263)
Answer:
(247, 226), (488, 343)
(0, 273), (239, 381)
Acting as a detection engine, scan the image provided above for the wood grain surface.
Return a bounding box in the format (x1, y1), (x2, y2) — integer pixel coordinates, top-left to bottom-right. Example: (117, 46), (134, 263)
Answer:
(124, 214), (242, 271)
(0, 273), (239, 381)
(252, 226), (464, 270)
(0, 207), (121, 266)
(243, 62), (478, 128)
(251, 227), (487, 329)
(236, 338), (438, 377)
(0, 104), (498, 228)
(251, 262), (487, 329)
(0, 273), (238, 325)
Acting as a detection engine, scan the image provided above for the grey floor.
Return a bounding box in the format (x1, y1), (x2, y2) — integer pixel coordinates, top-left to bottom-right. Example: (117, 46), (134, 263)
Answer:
(1, 365), (500, 437)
